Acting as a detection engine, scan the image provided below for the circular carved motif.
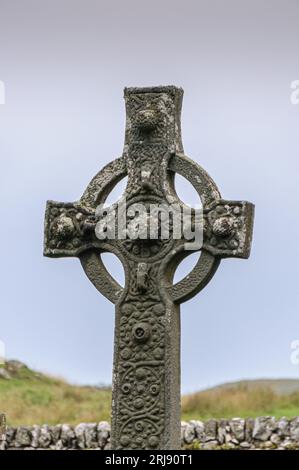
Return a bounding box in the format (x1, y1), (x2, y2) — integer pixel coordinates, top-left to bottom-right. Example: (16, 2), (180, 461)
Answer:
(212, 216), (233, 238)
(148, 435), (159, 448)
(80, 155), (221, 305)
(153, 347), (164, 360)
(118, 196), (176, 262)
(133, 398), (144, 409)
(135, 436), (144, 446)
(149, 384), (160, 396)
(120, 435), (130, 447)
(152, 304), (164, 316)
(122, 304), (135, 316)
(52, 215), (74, 240)
(120, 365), (163, 415)
(121, 383), (131, 394)
(120, 348), (131, 360)
(120, 418), (162, 450)
(135, 421), (144, 432)
(132, 323), (151, 343)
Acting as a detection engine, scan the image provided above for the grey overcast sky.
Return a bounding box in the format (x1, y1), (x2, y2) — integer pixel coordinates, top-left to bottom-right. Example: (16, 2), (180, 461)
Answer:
(0, 0), (299, 393)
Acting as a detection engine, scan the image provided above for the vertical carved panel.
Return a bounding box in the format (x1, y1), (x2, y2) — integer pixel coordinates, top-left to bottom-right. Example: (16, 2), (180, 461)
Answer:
(111, 259), (180, 449)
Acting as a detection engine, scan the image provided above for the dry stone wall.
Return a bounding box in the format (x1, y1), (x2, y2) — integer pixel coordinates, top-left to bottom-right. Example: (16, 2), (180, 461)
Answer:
(2, 418), (299, 450)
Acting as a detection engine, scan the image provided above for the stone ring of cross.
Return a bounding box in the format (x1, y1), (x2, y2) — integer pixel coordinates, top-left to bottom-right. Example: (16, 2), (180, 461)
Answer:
(44, 86), (254, 450)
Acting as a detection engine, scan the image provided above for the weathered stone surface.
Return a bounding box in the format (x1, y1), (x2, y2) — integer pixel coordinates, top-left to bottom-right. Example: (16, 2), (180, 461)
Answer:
(239, 441), (251, 448)
(54, 439), (64, 450)
(252, 417), (276, 441)
(245, 417), (255, 442)
(201, 440), (218, 450)
(183, 422), (195, 444)
(190, 420), (205, 442)
(280, 438), (299, 450)
(31, 425), (41, 448)
(225, 442), (238, 449)
(104, 441), (111, 450)
(290, 417), (299, 441)
(51, 425), (62, 442)
(204, 419), (218, 441)
(276, 417), (289, 438)
(5, 427), (14, 446)
(38, 425), (52, 448)
(180, 421), (188, 447)
(270, 433), (281, 446)
(85, 423), (98, 449)
(230, 418), (245, 442)
(43, 86), (255, 450)
(74, 423), (86, 449)
(15, 426), (32, 447)
(97, 421), (110, 449)
(3, 419), (299, 450)
(258, 440), (275, 449)
(0, 414), (6, 444)
(217, 419), (228, 444)
(60, 424), (76, 448)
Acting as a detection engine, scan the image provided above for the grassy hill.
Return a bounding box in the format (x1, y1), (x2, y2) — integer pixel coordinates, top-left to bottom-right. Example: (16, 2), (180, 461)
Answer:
(204, 378), (299, 396)
(0, 361), (111, 426)
(182, 381), (299, 422)
(1, 360), (299, 426)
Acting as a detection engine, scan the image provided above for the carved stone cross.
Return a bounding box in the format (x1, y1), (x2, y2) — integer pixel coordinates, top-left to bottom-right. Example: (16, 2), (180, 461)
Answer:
(44, 86), (254, 450)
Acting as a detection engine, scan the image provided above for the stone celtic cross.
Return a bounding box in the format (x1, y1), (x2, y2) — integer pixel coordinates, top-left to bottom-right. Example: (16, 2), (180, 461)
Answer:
(44, 86), (254, 450)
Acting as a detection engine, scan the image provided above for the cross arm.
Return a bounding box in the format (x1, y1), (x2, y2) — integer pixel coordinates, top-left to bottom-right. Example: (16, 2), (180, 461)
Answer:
(203, 199), (254, 259)
(162, 199), (254, 305)
(44, 200), (116, 258)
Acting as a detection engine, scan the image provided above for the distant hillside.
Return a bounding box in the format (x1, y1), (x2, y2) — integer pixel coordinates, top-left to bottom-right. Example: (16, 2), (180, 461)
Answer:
(182, 378), (299, 422)
(204, 378), (299, 396)
(1, 360), (299, 426)
(0, 360), (111, 426)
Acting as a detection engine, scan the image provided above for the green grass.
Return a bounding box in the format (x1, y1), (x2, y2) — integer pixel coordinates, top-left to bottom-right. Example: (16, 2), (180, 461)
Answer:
(181, 385), (299, 421)
(1, 362), (299, 426)
(0, 363), (111, 426)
